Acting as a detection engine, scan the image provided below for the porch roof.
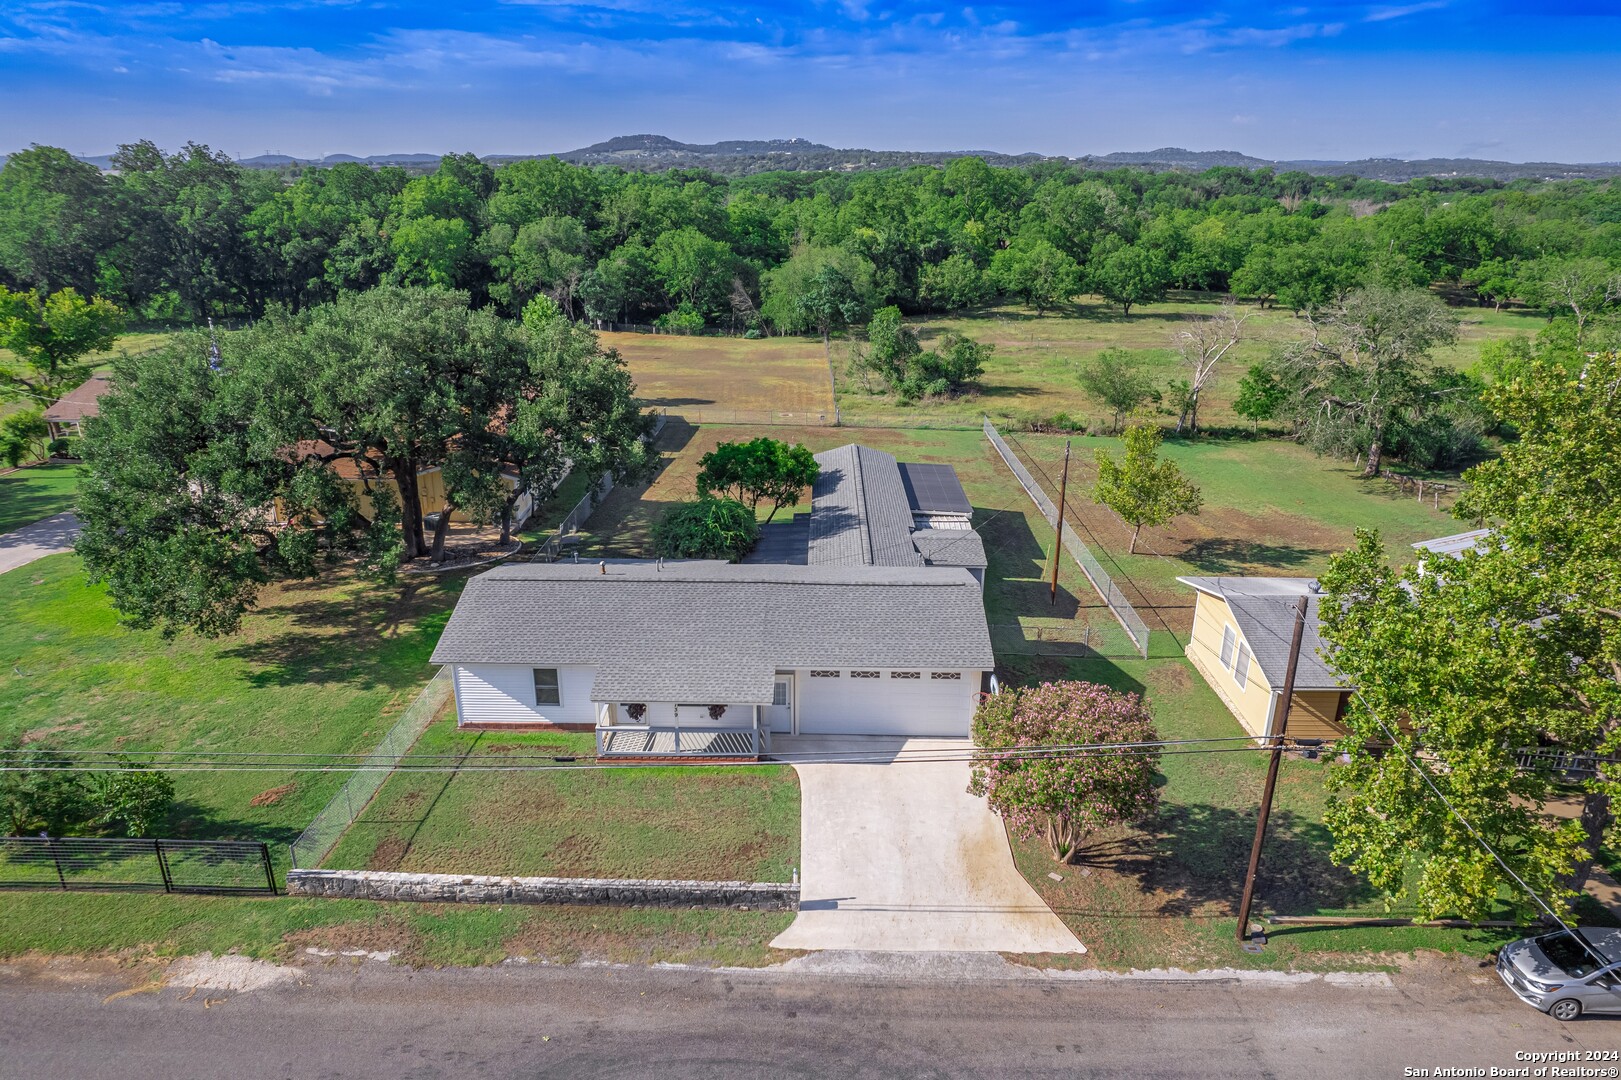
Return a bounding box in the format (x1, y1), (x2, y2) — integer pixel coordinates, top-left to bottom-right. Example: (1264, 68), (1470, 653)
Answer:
(431, 560), (994, 704)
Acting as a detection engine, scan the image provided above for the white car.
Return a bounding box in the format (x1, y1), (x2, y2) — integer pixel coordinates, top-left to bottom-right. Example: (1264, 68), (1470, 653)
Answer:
(1497, 927), (1621, 1021)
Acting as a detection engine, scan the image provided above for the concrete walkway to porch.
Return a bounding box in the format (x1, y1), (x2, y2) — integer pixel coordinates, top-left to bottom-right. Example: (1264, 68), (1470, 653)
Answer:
(767, 735), (1085, 954)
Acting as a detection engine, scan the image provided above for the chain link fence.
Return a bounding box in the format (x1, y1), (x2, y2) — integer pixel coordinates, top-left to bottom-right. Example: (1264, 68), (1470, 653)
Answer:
(983, 417), (1151, 659)
(988, 623), (1100, 657)
(289, 666), (454, 869)
(0, 837), (277, 894)
(532, 412), (669, 562)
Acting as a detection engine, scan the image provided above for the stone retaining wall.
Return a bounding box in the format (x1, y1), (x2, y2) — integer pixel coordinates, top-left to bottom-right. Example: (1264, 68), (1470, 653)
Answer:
(286, 869), (799, 910)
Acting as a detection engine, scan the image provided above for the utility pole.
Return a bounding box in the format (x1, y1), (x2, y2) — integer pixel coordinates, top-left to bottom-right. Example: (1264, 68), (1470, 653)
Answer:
(1235, 593), (1310, 944)
(1048, 439), (1071, 605)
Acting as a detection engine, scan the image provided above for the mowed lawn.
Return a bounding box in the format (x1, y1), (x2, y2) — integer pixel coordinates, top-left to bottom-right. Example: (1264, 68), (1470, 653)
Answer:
(603, 331), (836, 423)
(999, 431), (1463, 644)
(0, 463), (79, 533)
(0, 554), (461, 855)
(833, 295), (1545, 430)
(325, 724), (801, 882)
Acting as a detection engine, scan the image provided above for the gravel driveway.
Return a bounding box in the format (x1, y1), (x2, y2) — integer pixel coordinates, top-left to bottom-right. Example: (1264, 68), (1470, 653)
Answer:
(769, 735), (1084, 953)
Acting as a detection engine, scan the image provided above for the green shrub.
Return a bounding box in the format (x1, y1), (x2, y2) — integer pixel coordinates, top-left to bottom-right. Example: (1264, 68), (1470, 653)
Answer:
(651, 497), (759, 561)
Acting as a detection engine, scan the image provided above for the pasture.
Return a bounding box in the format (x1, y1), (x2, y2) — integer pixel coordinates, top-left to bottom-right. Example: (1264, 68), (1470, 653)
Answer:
(835, 294), (1545, 430)
(601, 330), (836, 424)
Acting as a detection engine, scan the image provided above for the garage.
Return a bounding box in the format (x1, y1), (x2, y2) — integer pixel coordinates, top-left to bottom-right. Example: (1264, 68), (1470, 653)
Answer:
(795, 668), (978, 738)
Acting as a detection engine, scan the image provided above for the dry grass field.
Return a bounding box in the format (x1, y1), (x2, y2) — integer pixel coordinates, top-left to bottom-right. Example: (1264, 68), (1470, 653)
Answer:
(601, 330), (836, 424)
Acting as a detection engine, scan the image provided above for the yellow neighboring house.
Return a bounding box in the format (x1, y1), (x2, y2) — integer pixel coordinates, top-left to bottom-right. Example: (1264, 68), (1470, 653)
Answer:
(1177, 575), (1351, 743)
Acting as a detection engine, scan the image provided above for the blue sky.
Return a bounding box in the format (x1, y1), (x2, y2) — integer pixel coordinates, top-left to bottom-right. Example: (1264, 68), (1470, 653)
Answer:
(1, 2), (1617, 162)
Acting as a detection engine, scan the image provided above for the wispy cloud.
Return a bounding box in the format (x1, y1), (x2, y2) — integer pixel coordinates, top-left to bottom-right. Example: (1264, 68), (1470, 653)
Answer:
(1364, 1), (1448, 23)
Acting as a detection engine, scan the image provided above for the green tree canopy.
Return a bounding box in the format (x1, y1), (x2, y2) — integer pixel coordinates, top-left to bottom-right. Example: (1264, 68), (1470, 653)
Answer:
(1092, 423), (1202, 553)
(1075, 348), (1160, 433)
(1318, 348), (1621, 919)
(1090, 244), (1172, 315)
(695, 437), (820, 523)
(0, 286), (123, 399)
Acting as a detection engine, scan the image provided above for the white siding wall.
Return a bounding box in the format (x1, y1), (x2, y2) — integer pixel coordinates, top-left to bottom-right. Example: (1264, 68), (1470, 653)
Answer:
(795, 668), (980, 737)
(453, 664), (598, 726)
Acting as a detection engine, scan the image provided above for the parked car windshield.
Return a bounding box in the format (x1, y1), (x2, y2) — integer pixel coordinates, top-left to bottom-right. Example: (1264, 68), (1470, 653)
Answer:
(1538, 932), (1609, 978)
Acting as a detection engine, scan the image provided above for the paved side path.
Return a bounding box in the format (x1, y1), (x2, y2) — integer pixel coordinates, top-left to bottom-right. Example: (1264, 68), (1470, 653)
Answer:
(0, 512), (80, 575)
(770, 736), (1084, 953)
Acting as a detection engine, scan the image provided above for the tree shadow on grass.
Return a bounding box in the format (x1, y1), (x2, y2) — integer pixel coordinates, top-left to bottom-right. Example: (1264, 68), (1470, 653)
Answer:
(220, 581), (447, 691)
(640, 396), (716, 407)
(1149, 802), (1375, 918)
(1180, 538), (1331, 576)
(1034, 802), (1372, 921)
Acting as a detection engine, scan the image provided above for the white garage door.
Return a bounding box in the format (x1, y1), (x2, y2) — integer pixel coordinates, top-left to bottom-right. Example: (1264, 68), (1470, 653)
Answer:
(796, 669), (977, 737)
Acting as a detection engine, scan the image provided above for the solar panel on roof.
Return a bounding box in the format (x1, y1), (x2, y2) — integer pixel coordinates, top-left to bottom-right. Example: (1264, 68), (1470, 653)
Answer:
(898, 463), (972, 515)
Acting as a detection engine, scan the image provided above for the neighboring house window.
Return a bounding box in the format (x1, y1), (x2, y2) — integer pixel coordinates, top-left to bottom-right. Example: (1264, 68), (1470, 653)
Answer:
(1219, 625), (1237, 669)
(851, 670), (879, 679)
(810, 670), (840, 678)
(1233, 645), (1252, 690)
(533, 668), (561, 706)
(890, 671), (920, 680)
(772, 682), (790, 706)
(930, 672), (961, 680)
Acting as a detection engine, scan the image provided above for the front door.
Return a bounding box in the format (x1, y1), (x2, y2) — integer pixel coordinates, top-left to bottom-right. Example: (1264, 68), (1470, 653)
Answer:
(765, 674), (795, 735)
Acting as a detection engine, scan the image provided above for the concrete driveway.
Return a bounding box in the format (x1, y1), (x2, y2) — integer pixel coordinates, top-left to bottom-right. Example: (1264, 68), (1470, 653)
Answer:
(769, 736), (1084, 954)
(0, 513), (80, 576)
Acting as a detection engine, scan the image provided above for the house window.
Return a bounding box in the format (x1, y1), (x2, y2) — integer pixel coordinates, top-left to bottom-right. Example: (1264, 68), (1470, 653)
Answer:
(851, 670), (879, 679)
(533, 668), (561, 706)
(810, 670), (840, 678)
(1219, 625), (1237, 669)
(1233, 645), (1252, 690)
(930, 672), (961, 681)
(772, 681), (790, 706)
(890, 671), (920, 680)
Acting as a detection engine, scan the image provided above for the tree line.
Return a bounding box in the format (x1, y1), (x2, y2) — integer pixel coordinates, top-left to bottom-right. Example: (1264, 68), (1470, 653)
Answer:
(3, 142), (1619, 335)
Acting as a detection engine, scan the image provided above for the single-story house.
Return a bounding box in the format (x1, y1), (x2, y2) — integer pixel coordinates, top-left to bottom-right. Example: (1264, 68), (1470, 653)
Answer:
(430, 443), (995, 758)
(743, 444), (988, 586)
(42, 375), (113, 440)
(430, 561), (995, 759)
(1178, 575), (1351, 743)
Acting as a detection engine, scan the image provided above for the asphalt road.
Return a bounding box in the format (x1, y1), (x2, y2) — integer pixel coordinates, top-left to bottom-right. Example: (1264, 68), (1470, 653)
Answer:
(2, 954), (1616, 1079)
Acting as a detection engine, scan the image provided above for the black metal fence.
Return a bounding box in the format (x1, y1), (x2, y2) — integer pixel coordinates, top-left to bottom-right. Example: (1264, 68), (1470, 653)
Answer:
(0, 837), (278, 895)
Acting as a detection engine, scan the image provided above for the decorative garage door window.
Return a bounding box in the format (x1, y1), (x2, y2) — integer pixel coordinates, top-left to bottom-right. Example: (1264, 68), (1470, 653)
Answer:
(851, 670), (880, 678)
(890, 671), (920, 679)
(930, 672), (961, 680)
(809, 670), (840, 678)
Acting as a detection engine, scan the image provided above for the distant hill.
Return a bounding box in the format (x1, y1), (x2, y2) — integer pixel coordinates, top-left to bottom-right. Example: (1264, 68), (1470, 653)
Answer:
(15, 137), (1621, 182)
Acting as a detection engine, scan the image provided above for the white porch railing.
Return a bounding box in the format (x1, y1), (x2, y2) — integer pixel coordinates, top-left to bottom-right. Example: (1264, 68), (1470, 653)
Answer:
(596, 725), (761, 758)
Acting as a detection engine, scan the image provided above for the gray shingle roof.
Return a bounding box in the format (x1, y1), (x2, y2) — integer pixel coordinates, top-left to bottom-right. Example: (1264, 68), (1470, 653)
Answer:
(431, 561), (994, 703)
(1177, 576), (1342, 690)
(807, 444), (923, 568)
(910, 528), (988, 569)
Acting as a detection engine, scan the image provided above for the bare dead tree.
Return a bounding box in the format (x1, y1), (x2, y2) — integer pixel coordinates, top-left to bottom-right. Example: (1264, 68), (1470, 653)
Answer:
(1169, 300), (1251, 435)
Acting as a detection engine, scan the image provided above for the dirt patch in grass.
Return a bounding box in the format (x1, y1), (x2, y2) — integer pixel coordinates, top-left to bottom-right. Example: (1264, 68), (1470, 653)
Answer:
(366, 836), (411, 871)
(249, 783), (296, 807)
(283, 916), (421, 963)
(19, 722), (87, 744)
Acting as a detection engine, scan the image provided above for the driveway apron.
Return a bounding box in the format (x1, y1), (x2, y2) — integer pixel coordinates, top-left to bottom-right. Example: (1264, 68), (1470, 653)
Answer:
(0, 513), (80, 576)
(770, 736), (1085, 954)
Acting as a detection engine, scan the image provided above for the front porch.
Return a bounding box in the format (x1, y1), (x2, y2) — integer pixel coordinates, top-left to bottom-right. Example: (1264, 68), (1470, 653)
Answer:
(593, 701), (769, 760)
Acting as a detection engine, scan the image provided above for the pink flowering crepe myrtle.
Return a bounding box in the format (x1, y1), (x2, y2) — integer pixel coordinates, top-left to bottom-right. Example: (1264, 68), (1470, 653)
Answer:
(967, 680), (1162, 865)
